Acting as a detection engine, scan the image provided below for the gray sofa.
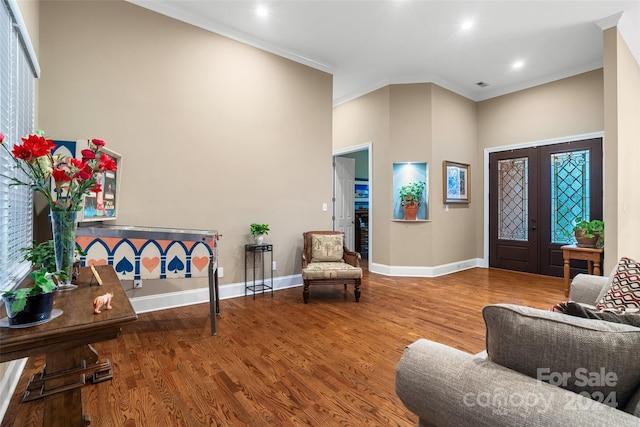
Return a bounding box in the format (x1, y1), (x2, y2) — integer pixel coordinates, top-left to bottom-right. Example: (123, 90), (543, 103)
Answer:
(395, 274), (640, 427)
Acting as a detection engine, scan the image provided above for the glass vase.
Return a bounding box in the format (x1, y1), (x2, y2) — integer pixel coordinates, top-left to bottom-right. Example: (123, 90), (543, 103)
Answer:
(51, 210), (79, 291)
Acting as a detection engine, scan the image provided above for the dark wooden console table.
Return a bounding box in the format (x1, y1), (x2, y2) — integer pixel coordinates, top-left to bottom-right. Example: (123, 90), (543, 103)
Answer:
(0, 265), (138, 426)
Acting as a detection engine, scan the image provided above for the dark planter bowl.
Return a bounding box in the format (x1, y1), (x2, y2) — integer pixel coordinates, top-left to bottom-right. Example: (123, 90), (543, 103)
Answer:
(2, 292), (55, 325)
(576, 237), (599, 248)
(575, 230), (602, 248)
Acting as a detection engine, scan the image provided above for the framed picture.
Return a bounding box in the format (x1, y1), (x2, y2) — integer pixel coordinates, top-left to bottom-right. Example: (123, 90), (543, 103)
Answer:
(355, 180), (369, 201)
(443, 161), (470, 204)
(78, 146), (122, 222)
(51, 140), (122, 222)
(354, 180), (369, 210)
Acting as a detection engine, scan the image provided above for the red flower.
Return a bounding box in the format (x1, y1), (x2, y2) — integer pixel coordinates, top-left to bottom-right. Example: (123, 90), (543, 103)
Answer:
(3, 130), (112, 213)
(52, 168), (71, 182)
(12, 143), (32, 161)
(77, 164), (93, 181)
(99, 153), (117, 171)
(69, 158), (85, 169)
(81, 149), (96, 160)
(22, 134), (54, 157)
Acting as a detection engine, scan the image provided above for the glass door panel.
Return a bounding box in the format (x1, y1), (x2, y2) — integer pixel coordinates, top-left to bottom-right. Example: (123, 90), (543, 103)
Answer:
(550, 150), (590, 245)
(497, 157), (529, 241)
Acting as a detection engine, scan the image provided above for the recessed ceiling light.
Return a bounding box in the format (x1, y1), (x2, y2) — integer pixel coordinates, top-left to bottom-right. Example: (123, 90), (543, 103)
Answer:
(256, 6), (268, 17)
(461, 20), (473, 30)
(513, 60), (524, 69)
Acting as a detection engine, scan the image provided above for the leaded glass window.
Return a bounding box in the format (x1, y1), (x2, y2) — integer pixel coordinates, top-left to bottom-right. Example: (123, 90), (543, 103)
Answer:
(551, 150), (590, 244)
(497, 158), (528, 241)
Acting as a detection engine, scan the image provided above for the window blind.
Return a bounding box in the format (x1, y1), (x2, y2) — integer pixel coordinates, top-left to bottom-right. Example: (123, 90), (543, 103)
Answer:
(0, 0), (36, 292)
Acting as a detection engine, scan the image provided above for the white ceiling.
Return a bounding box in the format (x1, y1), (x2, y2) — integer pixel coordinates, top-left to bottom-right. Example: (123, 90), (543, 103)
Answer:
(129, 1), (640, 105)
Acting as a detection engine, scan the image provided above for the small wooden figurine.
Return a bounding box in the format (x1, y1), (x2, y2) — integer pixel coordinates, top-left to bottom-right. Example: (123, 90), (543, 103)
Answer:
(93, 292), (113, 314)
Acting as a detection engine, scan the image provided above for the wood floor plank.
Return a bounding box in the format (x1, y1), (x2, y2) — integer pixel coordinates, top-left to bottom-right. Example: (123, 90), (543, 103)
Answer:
(1, 267), (565, 426)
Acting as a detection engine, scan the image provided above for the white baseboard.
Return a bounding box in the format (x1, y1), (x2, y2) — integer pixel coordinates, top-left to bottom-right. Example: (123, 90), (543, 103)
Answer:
(0, 358), (27, 423)
(369, 258), (484, 277)
(131, 274), (303, 313)
(132, 260), (486, 313)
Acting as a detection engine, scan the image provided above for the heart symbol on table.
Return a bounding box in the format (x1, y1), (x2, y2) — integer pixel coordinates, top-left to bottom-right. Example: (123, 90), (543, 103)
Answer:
(115, 257), (134, 275)
(167, 256), (184, 273)
(142, 257), (160, 272)
(191, 256), (209, 272)
(87, 259), (108, 266)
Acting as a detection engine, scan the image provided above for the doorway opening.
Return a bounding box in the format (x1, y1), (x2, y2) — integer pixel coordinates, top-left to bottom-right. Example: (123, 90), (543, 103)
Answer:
(333, 143), (372, 268)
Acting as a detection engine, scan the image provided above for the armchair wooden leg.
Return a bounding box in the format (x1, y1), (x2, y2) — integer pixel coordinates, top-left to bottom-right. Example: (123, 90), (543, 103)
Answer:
(303, 282), (310, 304)
(354, 280), (361, 302)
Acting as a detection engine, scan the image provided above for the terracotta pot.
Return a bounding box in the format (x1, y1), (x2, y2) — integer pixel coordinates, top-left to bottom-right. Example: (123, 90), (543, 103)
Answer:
(403, 204), (419, 220)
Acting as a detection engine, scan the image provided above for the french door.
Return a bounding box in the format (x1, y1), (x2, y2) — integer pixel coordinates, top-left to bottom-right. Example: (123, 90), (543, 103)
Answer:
(489, 138), (602, 277)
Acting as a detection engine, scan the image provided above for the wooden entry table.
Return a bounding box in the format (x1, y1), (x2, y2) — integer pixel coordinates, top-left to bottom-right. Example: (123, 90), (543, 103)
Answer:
(0, 265), (137, 426)
(561, 245), (604, 296)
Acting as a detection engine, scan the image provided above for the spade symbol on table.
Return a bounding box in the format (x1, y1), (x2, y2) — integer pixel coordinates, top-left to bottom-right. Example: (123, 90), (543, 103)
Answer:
(115, 257), (134, 276)
(167, 256), (185, 273)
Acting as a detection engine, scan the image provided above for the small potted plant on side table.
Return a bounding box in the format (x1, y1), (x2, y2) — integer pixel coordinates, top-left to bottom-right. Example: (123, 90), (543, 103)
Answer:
(250, 223), (270, 245)
(572, 217), (604, 248)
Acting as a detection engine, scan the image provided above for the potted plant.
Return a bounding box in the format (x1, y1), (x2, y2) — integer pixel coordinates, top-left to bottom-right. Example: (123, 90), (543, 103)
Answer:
(2, 269), (57, 325)
(399, 181), (426, 220)
(250, 223), (270, 245)
(20, 240), (57, 273)
(572, 217), (604, 248)
(19, 239), (84, 284)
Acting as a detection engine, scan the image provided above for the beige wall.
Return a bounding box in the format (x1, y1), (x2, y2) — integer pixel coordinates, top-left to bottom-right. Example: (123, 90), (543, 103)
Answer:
(430, 85), (478, 265)
(38, 0), (333, 292)
(477, 70), (604, 150)
(334, 83), (477, 268)
(615, 29), (640, 261)
(604, 27), (640, 266)
(335, 71), (606, 271)
(603, 29), (620, 272)
(334, 87), (392, 264)
(389, 84), (432, 266)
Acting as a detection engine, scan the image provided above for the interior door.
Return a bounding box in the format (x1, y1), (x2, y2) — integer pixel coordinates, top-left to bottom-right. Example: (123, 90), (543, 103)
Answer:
(489, 138), (603, 276)
(334, 156), (355, 249)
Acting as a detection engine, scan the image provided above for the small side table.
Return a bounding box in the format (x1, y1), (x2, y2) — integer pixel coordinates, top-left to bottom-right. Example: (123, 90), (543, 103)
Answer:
(245, 244), (274, 299)
(561, 245), (604, 297)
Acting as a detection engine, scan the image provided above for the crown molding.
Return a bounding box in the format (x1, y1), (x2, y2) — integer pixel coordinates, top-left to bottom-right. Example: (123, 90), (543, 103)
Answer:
(595, 11), (624, 30)
(126, 0), (335, 74)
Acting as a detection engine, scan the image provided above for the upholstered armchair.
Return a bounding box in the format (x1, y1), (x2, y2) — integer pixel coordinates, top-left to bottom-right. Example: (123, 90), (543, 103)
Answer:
(301, 231), (362, 303)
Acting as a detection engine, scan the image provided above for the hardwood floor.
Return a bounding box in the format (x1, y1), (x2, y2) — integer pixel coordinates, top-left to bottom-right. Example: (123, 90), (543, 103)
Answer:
(1, 267), (565, 426)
